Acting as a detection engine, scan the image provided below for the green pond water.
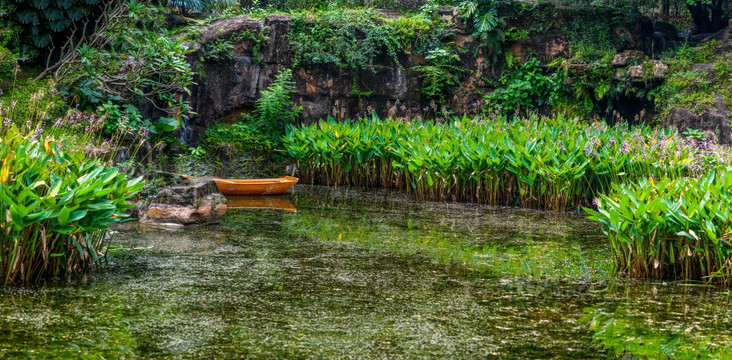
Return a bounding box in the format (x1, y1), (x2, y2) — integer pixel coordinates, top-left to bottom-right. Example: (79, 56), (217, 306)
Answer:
(1, 186), (732, 359)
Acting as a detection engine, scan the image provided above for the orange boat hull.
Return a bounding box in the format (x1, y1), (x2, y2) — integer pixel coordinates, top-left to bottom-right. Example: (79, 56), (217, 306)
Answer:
(213, 176), (298, 196)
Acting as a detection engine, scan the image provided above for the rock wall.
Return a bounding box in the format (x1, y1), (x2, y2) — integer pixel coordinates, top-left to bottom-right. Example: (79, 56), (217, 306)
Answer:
(183, 5), (674, 136)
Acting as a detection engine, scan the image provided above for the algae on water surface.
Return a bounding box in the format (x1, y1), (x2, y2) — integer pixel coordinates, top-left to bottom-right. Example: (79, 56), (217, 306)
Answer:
(0, 186), (731, 358)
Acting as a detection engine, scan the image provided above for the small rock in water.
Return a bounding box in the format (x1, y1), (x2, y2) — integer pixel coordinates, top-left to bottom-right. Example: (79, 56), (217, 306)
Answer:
(139, 177), (227, 226)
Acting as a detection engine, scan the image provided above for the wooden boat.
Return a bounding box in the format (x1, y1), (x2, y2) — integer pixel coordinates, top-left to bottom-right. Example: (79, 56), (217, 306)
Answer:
(226, 196), (297, 212)
(212, 176), (299, 196)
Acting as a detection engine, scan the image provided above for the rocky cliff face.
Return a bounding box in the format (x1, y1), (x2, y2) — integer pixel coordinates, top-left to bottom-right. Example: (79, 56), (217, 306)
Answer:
(182, 5), (676, 136)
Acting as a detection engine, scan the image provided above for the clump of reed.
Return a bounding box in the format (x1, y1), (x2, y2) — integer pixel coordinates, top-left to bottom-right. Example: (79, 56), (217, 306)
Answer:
(586, 170), (732, 286)
(284, 114), (698, 210)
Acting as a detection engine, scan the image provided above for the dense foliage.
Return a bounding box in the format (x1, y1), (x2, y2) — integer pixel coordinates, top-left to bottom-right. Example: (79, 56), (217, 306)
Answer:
(586, 169), (732, 286)
(199, 69), (301, 175)
(2, 0), (103, 54)
(285, 114), (700, 210)
(0, 122), (143, 284)
(289, 6), (462, 99)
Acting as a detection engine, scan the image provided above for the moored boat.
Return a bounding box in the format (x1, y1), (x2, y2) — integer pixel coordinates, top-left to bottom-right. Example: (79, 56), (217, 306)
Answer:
(212, 176), (299, 196)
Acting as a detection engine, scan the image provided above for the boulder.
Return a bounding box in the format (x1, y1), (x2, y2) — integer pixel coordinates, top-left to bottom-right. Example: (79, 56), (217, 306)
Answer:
(612, 50), (646, 67)
(650, 60), (669, 78)
(662, 97), (732, 144)
(627, 64), (644, 78)
(139, 177), (227, 226)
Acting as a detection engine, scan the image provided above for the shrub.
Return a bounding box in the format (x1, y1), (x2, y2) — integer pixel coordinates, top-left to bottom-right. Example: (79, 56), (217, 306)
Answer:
(0, 123), (143, 284)
(0, 46), (17, 81)
(586, 169), (732, 286)
(0, 77), (69, 127)
(484, 58), (558, 115)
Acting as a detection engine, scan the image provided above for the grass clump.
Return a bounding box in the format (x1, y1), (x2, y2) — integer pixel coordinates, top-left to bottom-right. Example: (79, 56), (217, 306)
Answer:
(285, 114), (700, 210)
(586, 169), (732, 286)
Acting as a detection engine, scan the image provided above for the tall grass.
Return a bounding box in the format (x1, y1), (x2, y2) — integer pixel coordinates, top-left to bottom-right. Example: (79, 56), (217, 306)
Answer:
(284, 114), (698, 210)
(586, 170), (732, 286)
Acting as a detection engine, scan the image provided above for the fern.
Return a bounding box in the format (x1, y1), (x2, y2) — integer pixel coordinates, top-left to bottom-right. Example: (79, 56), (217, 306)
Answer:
(247, 69), (302, 146)
(458, 0), (506, 60)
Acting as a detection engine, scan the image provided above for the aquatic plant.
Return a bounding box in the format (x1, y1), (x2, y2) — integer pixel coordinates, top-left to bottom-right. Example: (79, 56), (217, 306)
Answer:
(0, 122), (143, 284)
(586, 169), (732, 286)
(284, 114), (698, 210)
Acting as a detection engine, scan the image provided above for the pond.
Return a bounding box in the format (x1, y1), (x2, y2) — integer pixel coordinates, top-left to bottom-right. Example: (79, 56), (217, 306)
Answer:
(1, 186), (731, 358)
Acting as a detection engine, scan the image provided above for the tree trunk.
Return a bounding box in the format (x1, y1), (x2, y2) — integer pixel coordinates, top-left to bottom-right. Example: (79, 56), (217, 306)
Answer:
(660, 0), (670, 18)
(687, 0), (728, 33)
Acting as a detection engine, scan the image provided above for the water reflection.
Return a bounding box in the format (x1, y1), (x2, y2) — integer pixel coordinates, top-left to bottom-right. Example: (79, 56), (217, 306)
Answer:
(226, 196), (297, 212)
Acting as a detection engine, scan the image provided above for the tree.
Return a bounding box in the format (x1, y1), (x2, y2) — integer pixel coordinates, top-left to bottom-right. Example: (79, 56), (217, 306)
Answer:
(686, 0), (730, 33)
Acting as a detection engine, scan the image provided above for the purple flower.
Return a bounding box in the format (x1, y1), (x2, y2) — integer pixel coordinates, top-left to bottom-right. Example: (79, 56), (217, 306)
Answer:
(592, 198), (599, 207)
(76, 104), (80, 108)
(2, 118), (11, 127)
(584, 143), (594, 156)
(31, 127), (44, 141)
(621, 142), (629, 154)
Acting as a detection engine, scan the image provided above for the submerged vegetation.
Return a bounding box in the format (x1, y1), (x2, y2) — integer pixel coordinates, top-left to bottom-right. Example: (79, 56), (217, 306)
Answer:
(285, 114), (702, 210)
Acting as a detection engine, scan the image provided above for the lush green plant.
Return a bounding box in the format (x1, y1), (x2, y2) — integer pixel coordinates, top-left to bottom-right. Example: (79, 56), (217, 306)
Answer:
(248, 68), (302, 145)
(202, 37), (234, 62)
(2, 0), (103, 53)
(43, 1), (193, 134)
(289, 8), (402, 71)
(0, 121), (143, 284)
(484, 58), (558, 115)
(0, 75), (69, 127)
(240, 27), (269, 64)
(457, 0), (505, 59)
(412, 46), (463, 101)
(285, 114), (700, 210)
(0, 46), (18, 81)
(289, 6), (457, 97)
(651, 41), (731, 118)
(200, 68), (300, 173)
(169, 0), (238, 13)
(586, 169), (732, 285)
(203, 121), (274, 154)
(98, 101), (157, 135)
